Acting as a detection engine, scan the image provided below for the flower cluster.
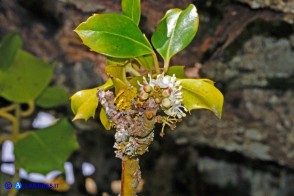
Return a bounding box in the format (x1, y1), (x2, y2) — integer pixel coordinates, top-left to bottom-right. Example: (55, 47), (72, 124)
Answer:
(97, 73), (188, 158)
(139, 73), (187, 118)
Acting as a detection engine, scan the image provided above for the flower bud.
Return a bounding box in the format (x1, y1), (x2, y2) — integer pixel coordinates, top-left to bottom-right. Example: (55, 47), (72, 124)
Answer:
(162, 88), (172, 97)
(143, 84), (153, 93)
(139, 92), (149, 100)
(155, 97), (161, 104)
(161, 98), (171, 108)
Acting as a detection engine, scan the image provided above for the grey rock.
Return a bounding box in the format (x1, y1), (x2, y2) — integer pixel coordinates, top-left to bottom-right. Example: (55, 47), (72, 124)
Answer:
(245, 129), (263, 141)
(174, 35), (294, 167)
(71, 61), (104, 91)
(236, 0), (294, 14)
(198, 157), (294, 196)
(236, 0), (294, 23)
(203, 36), (294, 90)
(235, 0), (294, 23)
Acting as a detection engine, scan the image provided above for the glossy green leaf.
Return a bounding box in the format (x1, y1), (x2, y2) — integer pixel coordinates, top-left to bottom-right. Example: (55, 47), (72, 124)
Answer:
(75, 14), (153, 58)
(105, 64), (128, 83)
(151, 4), (199, 63)
(71, 88), (98, 121)
(36, 87), (69, 108)
(179, 79), (224, 118)
(100, 107), (111, 130)
(0, 32), (22, 71)
(135, 54), (154, 70)
(71, 79), (113, 121)
(0, 50), (53, 103)
(14, 119), (79, 174)
(166, 65), (185, 78)
(122, 0), (141, 25)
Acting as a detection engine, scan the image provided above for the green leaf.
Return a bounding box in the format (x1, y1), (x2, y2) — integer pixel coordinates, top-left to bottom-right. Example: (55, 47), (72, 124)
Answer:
(71, 88), (98, 121)
(105, 64), (128, 84)
(111, 77), (128, 95)
(129, 76), (143, 89)
(106, 57), (129, 66)
(36, 87), (69, 108)
(151, 4), (199, 63)
(14, 119), (79, 174)
(179, 79), (224, 118)
(107, 54), (153, 71)
(134, 54), (154, 70)
(0, 32), (22, 71)
(122, 0), (141, 25)
(100, 107), (111, 130)
(0, 33), (23, 94)
(75, 14), (153, 58)
(166, 65), (185, 78)
(0, 50), (54, 103)
(70, 79), (113, 121)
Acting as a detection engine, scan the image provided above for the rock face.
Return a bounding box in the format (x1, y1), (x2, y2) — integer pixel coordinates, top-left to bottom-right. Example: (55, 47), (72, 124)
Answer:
(1, 0), (294, 195)
(205, 36), (294, 90)
(237, 0), (294, 14)
(236, 0), (294, 23)
(174, 35), (294, 167)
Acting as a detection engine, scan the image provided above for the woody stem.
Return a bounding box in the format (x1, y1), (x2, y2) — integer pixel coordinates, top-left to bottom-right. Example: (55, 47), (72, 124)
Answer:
(121, 156), (140, 196)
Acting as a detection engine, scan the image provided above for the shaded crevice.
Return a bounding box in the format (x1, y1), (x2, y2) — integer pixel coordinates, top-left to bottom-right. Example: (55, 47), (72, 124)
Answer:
(224, 19), (294, 62)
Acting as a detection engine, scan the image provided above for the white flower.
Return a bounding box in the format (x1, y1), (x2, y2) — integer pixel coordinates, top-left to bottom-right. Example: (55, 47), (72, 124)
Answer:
(139, 73), (187, 118)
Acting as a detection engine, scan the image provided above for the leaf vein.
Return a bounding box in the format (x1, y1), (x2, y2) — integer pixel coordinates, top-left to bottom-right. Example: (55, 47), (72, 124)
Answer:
(31, 133), (61, 165)
(80, 30), (152, 53)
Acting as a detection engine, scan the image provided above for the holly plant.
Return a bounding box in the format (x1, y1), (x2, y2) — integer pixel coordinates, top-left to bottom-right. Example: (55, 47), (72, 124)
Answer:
(71, 0), (224, 195)
(0, 33), (78, 195)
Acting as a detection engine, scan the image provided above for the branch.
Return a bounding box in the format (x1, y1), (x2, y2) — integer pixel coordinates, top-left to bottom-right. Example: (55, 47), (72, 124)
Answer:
(121, 156), (140, 196)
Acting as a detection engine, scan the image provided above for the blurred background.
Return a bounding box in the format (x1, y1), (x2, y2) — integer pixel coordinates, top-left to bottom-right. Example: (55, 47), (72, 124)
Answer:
(0, 0), (294, 195)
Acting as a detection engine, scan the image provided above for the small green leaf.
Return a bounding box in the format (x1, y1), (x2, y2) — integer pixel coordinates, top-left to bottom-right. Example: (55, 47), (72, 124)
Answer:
(70, 79), (113, 121)
(122, 0), (141, 25)
(75, 14), (153, 58)
(0, 50), (54, 103)
(179, 79), (224, 118)
(166, 65), (185, 78)
(14, 119), (79, 174)
(0, 32), (22, 71)
(100, 107), (111, 130)
(105, 64), (128, 84)
(106, 57), (128, 66)
(36, 87), (69, 108)
(71, 88), (98, 121)
(111, 77), (128, 95)
(107, 54), (153, 71)
(129, 76), (143, 89)
(151, 4), (199, 63)
(135, 54), (154, 70)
